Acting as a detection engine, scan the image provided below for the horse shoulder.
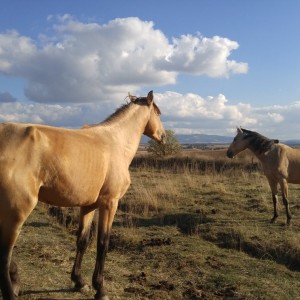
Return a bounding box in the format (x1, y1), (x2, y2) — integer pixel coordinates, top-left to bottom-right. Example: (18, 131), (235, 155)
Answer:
(0, 123), (42, 159)
(261, 145), (286, 178)
(275, 145), (289, 178)
(99, 161), (131, 200)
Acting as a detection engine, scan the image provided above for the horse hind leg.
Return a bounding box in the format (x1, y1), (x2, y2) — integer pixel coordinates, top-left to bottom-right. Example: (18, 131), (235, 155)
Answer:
(71, 207), (96, 292)
(283, 196), (292, 225)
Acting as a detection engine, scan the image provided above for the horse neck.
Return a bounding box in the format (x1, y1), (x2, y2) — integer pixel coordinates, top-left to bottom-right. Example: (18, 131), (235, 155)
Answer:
(248, 145), (265, 161)
(247, 139), (272, 162)
(103, 104), (149, 163)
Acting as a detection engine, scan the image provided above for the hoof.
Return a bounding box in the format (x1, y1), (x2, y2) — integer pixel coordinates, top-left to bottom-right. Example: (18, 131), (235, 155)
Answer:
(80, 284), (90, 294)
(13, 285), (20, 297)
(73, 283), (90, 294)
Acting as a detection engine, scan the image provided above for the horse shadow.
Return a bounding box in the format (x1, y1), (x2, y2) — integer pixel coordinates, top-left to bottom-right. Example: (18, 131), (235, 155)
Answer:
(20, 288), (93, 300)
(114, 210), (212, 234)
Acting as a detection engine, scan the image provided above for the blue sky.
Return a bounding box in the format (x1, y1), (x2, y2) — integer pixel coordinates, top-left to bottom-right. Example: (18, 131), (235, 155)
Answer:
(1, 0), (300, 139)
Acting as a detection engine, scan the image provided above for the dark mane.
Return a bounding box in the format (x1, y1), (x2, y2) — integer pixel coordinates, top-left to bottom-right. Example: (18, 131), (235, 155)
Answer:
(102, 102), (133, 125)
(242, 128), (279, 154)
(83, 95), (161, 128)
(102, 96), (161, 125)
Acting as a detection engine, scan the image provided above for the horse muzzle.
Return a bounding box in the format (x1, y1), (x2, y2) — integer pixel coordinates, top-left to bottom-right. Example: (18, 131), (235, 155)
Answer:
(226, 150), (234, 158)
(160, 132), (167, 144)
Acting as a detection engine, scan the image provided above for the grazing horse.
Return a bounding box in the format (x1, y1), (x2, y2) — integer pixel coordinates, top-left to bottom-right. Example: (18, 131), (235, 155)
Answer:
(226, 127), (300, 225)
(0, 91), (166, 300)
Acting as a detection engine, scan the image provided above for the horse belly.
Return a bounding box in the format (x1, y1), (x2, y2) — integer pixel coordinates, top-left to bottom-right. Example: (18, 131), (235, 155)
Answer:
(38, 156), (106, 207)
(38, 183), (101, 207)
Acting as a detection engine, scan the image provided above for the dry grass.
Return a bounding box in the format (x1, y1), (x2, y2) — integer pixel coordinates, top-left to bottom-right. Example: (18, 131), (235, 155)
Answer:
(9, 148), (300, 299)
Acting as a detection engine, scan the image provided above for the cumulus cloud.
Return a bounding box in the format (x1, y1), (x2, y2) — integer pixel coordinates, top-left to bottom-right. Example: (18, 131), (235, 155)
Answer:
(153, 92), (300, 139)
(155, 92), (253, 123)
(0, 90), (298, 140)
(158, 35), (248, 77)
(4, 16), (297, 139)
(0, 101), (115, 127)
(0, 16), (247, 103)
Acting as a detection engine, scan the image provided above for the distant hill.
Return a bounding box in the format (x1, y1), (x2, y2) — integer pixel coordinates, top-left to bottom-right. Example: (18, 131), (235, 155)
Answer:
(284, 140), (300, 146)
(176, 134), (233, 144)
(141, 133), (233, 144)
(141, 134), (300, 145)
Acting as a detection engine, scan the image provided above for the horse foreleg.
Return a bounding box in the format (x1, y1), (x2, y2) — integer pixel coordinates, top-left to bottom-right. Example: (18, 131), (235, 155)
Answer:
(0, 222), (23, 300)
(270, 193), (279, 223)
(268, 179), (279, 223)
(9, 260), (20, 297)
(280, 179), (292, 225)
(92, 200), (118, 300)
(0, 246), (15, 300)
(71, 207), (95, 291)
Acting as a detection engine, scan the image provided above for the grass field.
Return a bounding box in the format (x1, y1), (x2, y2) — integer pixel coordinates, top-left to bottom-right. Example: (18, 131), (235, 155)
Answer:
(8, 148), (300, 299)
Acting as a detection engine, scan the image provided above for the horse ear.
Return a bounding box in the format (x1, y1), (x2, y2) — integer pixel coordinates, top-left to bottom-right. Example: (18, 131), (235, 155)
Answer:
(128, 92), (137, 102)
(147, 90), (154, 106)
(237, 127), (243, 134)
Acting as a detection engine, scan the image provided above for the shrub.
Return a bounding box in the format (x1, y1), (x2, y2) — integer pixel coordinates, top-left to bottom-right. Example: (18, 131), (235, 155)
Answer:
(147, 130), (181, 158)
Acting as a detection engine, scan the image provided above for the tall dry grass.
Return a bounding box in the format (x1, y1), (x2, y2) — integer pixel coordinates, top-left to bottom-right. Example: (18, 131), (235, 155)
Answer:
(121, 148), (300, 270)
(16, 147), (300, 299)
(46, 147), (300, 272)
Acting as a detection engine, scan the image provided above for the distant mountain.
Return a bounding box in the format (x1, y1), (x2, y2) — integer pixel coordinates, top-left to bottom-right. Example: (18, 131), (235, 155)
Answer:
(178, 135), (300, 145)
(284, 140), (300, 146)
(141, 134), (300, 145)
(176, 134), (233, 144)
(141, 133), (233, 144)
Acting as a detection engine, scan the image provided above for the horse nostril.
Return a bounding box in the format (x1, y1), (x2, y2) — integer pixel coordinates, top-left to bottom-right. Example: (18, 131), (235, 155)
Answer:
(227, 150), (233, 158)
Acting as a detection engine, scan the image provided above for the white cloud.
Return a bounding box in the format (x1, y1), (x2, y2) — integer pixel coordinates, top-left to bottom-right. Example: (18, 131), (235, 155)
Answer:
(153, 92), (300, 139)
(0, 16), (247, 104)
(267, 112), (284, 123)
(0, 30), (36, 73)
(5, 16), (298, 139)
(0, 101), (115, 127)
(0, 91), (300, 139)
(159, 35), (248, 77)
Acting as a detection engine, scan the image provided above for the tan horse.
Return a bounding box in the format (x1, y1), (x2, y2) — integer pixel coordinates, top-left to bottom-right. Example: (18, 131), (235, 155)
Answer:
(226, 127), (300, 225)
(0, 91), (166, 300)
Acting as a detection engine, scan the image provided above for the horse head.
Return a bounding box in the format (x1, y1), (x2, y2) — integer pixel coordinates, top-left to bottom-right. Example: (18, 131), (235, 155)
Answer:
(227, 127), (249, 158)
(131, 91), (166, 144)
(227, 127), (279, 158)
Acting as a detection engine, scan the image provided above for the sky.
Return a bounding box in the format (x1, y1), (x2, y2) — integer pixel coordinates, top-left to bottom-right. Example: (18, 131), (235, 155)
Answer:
(1, 0), (300, 140)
